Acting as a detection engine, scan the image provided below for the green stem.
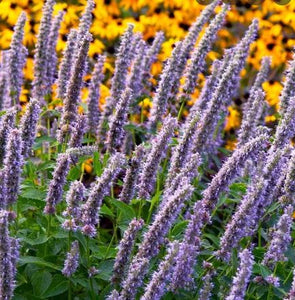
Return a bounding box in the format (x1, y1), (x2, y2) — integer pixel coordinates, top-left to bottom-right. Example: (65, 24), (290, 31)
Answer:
(45, 214), (52, 256)
(177, 100), (185, 121)
(86, 238), (96, 300)
(68, 231), (72, 300)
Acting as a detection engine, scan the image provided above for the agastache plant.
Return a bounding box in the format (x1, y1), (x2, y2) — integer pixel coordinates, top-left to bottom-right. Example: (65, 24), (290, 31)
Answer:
(138, 115), (177, 199)
(32, 0), (55, 103)
(225, 248), (254, 300)
(87, 55), (105, 135)
(262, 205), (293, 269)
(111, 218), (144, 285)
(62, 240), (80, 277)
(7, 11), (27, 106)
(81, 153), (125, 237)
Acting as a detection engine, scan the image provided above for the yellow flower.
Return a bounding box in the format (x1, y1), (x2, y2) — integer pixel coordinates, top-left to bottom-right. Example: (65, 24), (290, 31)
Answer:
(225, 106), (240, 132)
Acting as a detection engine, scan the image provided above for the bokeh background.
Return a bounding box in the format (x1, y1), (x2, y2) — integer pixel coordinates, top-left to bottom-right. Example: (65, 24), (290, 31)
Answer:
(0, 0), (294, 146)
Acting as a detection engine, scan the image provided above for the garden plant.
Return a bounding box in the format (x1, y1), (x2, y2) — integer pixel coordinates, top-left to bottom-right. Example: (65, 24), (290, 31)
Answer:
(1, 0), (295, 299)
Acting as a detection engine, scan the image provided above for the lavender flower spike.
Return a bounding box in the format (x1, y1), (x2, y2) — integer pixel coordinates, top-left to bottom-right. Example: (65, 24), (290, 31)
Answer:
(198, 266), (215, 300)
(112, 218), (144, 285)
(87, 55), (105, 135)
(141, 31), (165, 91)
(57, 29), (78, 100)
(57, 33), (92, 143)
(202, 132), (269, 212)
(0, 210), (17, 299)
(77, 0), (95, 40)
(2, 129), (23, 207)
(44, 153), (71, 214)
(8, 11), (27, 105)
(119, 145), (145, 204)
(142, 241), (180, 300)
(237, 89), (266, 147)
(271, 96), (295, 153)
(19, 98), (41, 158)
(181, 4), (229, 99)
(226, 248), (254, 300)
(0, 51), (10, 110)
(32, 0), (55, 103)
(107, 88), (133, 152)
(279, 52), (295, 117)
(147, 41), (183, 131)
(262, 205), (293, 269)
(120, 179), (193, 300)
(170, 201), (209, 291)
(68, 114), (88, 150)
(81, 153), (125, 237)
(138, 115), (177, 199)
(0, 107), (17, 164)
(166, 112), (201, 186)
(44, 10), (65, 95)
(62, 240), (80, 277)
(97, 24), (135, 140)
(62, 181), (85, 231)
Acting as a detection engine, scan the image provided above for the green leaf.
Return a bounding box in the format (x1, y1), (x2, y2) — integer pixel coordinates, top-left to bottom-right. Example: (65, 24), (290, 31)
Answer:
(18, 256), (61, 271)
(100, 204), (114, 218)
(253, 263), (271, 278)
(31, 270), (52, 297)
(110, 198), (136, 221)
(97, 260), (114, 281)
(93, 151), (102, 176)
(42, 275), (68, 298)
(20, 188), (47, 201)
(22, 235), (48, 246)
(171, 220), (188, 238)
(92, 246), (118, 260)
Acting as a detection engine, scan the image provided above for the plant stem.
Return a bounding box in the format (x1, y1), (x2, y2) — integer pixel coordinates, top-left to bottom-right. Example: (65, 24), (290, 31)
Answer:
(86, 238), (96, 300)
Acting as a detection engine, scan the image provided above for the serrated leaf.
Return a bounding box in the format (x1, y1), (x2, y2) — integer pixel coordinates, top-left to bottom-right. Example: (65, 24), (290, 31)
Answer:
(42, 275), (68, 298)
(18, 256), (61, 271)
(31, 270), (52, 297)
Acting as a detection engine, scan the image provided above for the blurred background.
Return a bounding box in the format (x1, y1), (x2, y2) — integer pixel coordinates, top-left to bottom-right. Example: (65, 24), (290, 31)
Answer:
(0, 0), (294, 146)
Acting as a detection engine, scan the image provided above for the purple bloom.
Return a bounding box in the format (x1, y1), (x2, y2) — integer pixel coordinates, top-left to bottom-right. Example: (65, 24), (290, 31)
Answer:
(2, 129), (23, 207)
(120, 179), (193, 300)
(170, 201), (209, 291)
(226, 248), (254, 300)
(0, 107), (17, 164)
(68, 114), (88, 150)
(262, 205), (293, 269)
(119, 145), (145, 204)
(147, 41), (183, 131)
(32, 0), (55, 103)
(57, 29), (78, 100)
(181, 4), (229, 98)
(19, 98), (41, 158)
(265, 275), (280, 287)
(57, 33), (92, 143)
(62, 181), (85, 231)
(107, 88), (133, 153)
(0, 210), (17, 299)
(138, 115), (177, 199)
(279, 52), (295, 117)
(44, 10), (65, 95)
(8, 12), (27, 106)
(112, 218), (144, 285)
(44, 153), (71, 214)
(142, 241), (180, 300)
(76, 0), (95, 41)
(62, 240), (80, 277)
(0, 51), (10, 110)
(97, 24), (136, 143)
(81, 153), (125, 237)
(87, 55), (105, 135)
